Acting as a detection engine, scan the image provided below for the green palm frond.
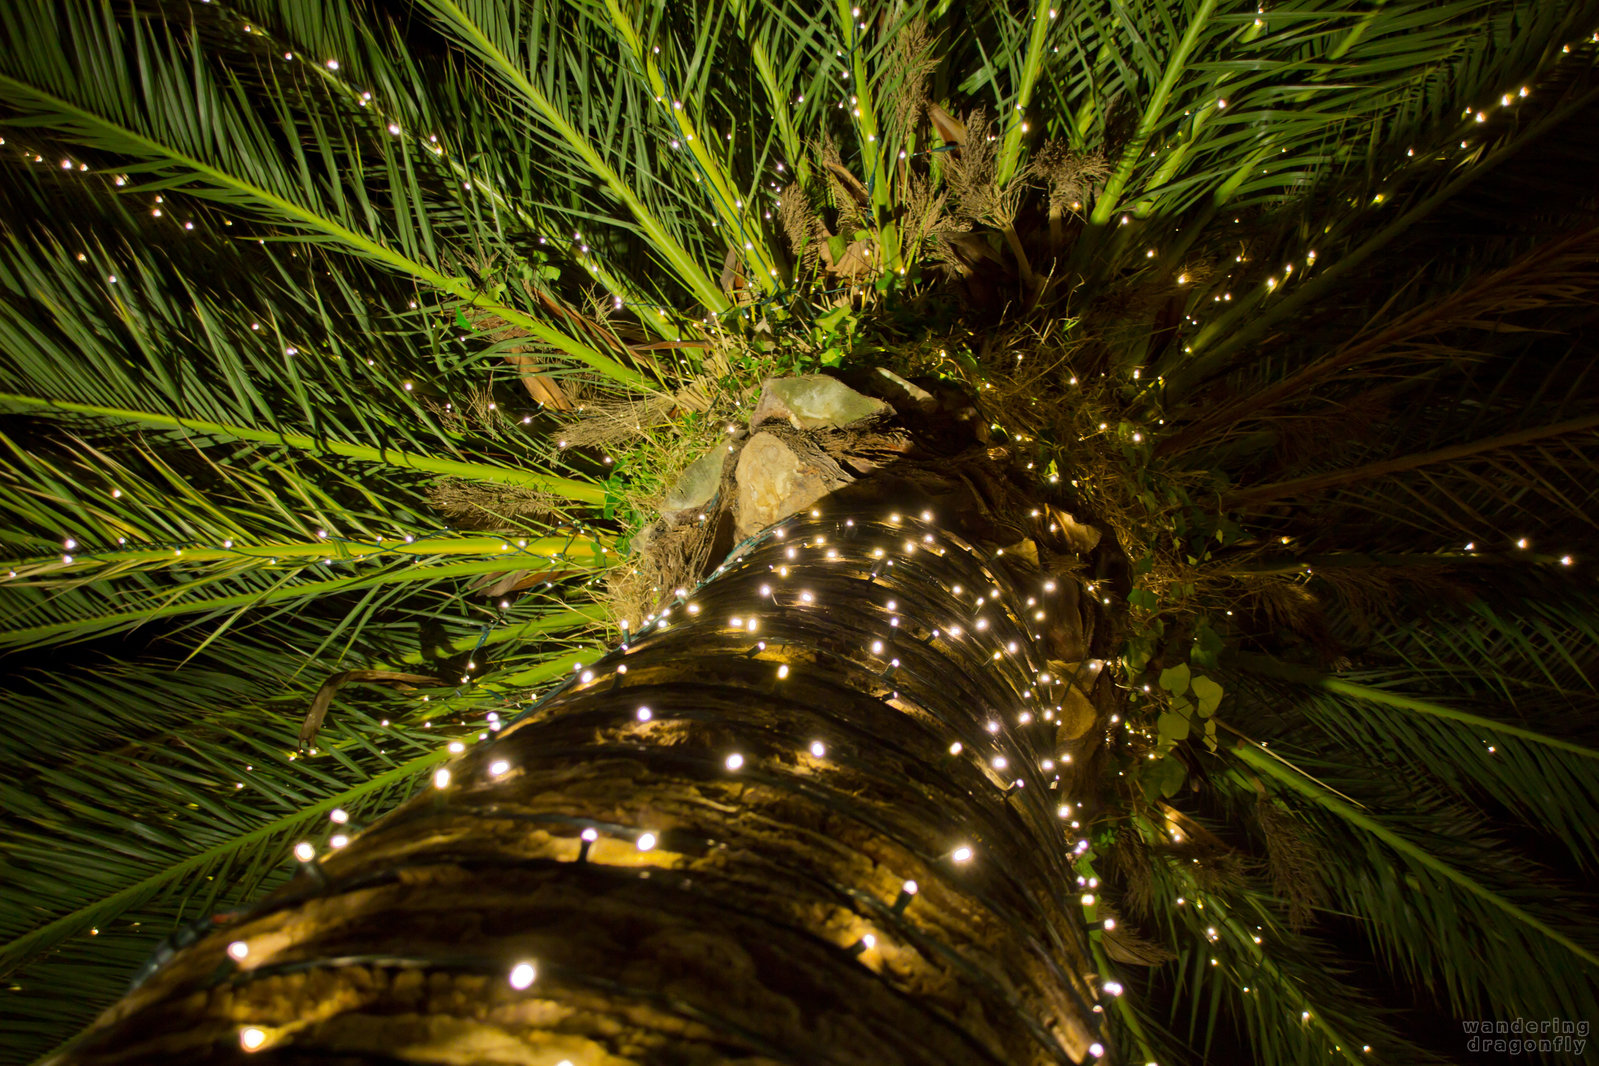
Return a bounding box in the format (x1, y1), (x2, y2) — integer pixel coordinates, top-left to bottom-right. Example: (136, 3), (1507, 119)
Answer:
(0, 0), (653, 389)
(0, 600), (605, 1050)
(4, 0), (1599, 1062)
(1235, 745), (1599, 1016)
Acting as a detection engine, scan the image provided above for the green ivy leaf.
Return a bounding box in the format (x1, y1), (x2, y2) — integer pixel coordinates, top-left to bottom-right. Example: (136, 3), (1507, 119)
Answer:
(1152, 754), (1187, 798)
(1192, 675), (1223, 717)
(815, 305), (850, 334)
(1158, 710), (1190, 744)
(1125, 636), (1155, 674)
(1191, 622), (1224, 668)
(1128, 587), (1158, 610)
(1159, 663), (1191, 695)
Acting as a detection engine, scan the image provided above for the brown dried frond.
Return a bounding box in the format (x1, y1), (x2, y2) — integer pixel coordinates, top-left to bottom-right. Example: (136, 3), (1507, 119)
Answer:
(423, 386), (503, 431)
(552, 395), (679, 450)
(942, 110), (1037, 230)
(1097, 901), (1178, 966)
(883, 20), (938, 155)
(583, 285), (620, 332)
(926, 220), (979, 279)
(1085, 276), (1185, 374)
(422, 397), (468, 434)
(1036, 142), (1111, 216)
(941, 109), (999, 220)
(778, 181), (823, 275)
(1305, 558), (1471, 637)
(1107, 823), (1160, 920)
(719, 245), (756, 306)
(462, 386), (501, 424)
(1186, 845), (1252, 897)
(426, 479), (560, 532)
(900, 171), (951, 265)
(605, 504), (728, 629)
(1255, 794), (1328, 929)
(1270, 387), (1395, 472)
(821, 134), (871, 231)
(1237, 573), (1339, 658)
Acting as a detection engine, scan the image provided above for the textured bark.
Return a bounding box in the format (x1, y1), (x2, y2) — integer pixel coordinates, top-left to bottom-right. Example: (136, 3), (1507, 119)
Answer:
(53, 449), (1122, 1066)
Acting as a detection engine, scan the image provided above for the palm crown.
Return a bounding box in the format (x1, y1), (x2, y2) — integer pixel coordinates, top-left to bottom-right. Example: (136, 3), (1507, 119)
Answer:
(2, 0), (1598, 1062)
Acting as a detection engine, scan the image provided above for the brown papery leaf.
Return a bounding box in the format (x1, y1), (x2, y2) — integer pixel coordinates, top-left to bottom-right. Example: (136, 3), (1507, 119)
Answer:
(824, 160), (871, 208)
(927, 102), (967, 148)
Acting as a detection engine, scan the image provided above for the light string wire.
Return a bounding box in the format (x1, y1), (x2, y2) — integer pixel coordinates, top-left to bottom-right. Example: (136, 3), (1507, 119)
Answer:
(3, 524), (608, 575)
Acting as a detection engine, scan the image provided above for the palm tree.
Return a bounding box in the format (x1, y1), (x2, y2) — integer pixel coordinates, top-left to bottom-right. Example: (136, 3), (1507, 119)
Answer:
(2, 0), (1598, 1063)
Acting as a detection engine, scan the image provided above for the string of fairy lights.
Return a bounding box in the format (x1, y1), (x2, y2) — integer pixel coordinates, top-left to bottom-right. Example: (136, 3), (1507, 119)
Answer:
(86, 474), (1586, 1062)
(5, 0), (1061, 349)
(8, 6), (1599, 1062)
(9, 157), (1591, 1062)
(10, 204), (1591, 1062)
(108, 500), (1127, 1062)
(175, 477), (1557, 1063)
(1163, 43), (1598, 370)
(4, 526), (607, 578)
(8, 0), (1597, 373)
(15, 16), (1584, 474)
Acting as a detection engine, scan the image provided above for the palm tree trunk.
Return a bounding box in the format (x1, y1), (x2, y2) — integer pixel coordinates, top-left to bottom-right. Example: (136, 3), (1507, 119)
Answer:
(52, 451), (1117, 1066)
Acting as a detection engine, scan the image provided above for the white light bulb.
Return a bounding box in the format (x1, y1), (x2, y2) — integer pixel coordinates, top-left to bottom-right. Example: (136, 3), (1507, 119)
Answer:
(432, 768), (451, 789)
(952, 845), (973, 863)
(810, 740), (826, 758)
(726, 753), (745, 771)
(330, 808), (348, 824)
(489, 759), (510, 776)
(637, 832), (657, 851)
(293, 841), (315, 862)
(581, 828), (599, 842)
(508, 961), (537, 989)
(240, 1027), (267, 1051)
(228, 940), (250, 960)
